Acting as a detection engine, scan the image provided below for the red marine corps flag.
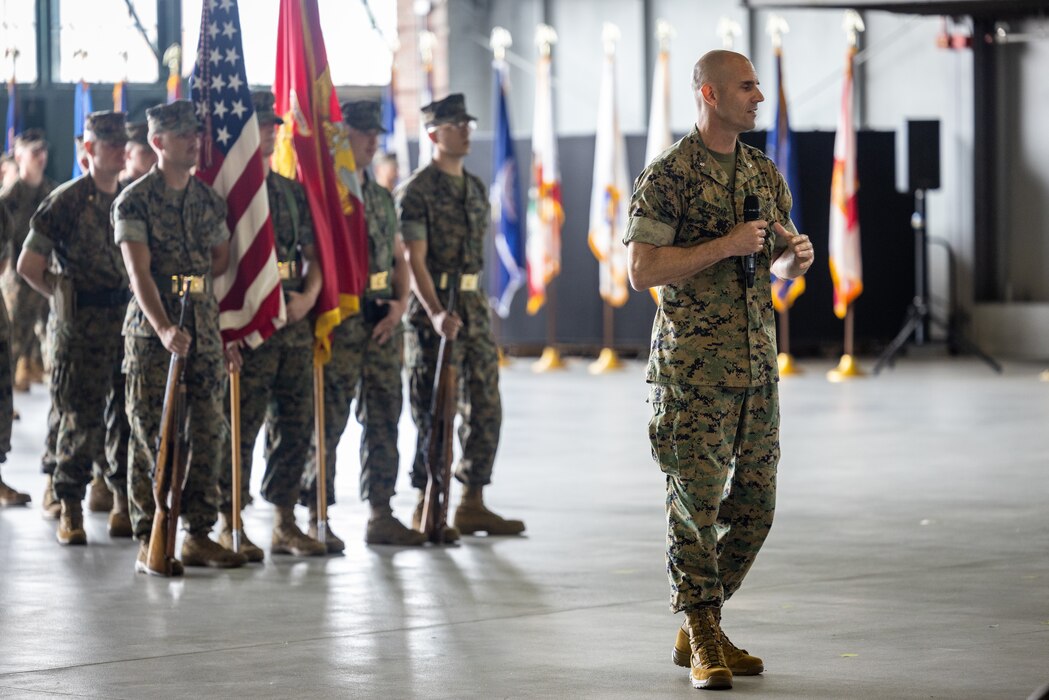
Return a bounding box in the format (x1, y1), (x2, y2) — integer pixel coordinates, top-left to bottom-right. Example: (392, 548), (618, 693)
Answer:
(273, 0), (368, 362)
(190, 0), (285, 347)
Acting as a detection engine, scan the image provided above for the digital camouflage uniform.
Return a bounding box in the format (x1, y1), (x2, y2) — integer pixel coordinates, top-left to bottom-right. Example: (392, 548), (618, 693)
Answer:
(24, 173), (130, 501)
(396, 163), (502, 490)
(0, 205), (14, 469)
(0, 176), (55, 374)
(113, 166), (230, 539)
(219, 170), (315, 509)
(301, 172), (404, 506)
(624, 126), (795, 614)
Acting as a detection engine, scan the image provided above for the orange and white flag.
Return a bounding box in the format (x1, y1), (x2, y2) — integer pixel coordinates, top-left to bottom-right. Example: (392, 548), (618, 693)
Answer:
(829, 41), (862, 319)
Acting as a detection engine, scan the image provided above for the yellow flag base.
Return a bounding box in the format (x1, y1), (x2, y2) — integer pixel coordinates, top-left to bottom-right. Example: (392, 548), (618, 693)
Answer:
(497, 347), (511, 368)
(588, 348), (623, 375)
(777, 352), (802, 376)
(1040, 370), (1049, 382)
(532, 346), (565, 373)
(826, 354), (865, 382)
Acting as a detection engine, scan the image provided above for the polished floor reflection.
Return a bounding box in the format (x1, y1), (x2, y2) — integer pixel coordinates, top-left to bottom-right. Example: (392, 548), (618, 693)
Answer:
(1, 357), (1047, 698)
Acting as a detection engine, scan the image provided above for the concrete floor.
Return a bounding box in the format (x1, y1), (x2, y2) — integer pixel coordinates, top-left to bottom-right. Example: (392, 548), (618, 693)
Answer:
(0, 355), (1047, 699)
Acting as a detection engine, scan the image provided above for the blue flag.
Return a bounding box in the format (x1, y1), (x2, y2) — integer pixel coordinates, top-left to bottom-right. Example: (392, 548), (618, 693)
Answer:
(72, 80), (92, 178)
(766, 47), (805, 313)
(489, 58), (524, 318)
(5, 78), (21, 154)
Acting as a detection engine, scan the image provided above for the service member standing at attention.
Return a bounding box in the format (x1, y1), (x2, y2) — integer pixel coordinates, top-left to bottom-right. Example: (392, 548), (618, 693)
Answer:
(113, 100), (247, 574)
(625, 50), (814, 690)
(18, 111), (134, 544)
(215, 91), (326, 561)
(0, 205), (31, 507)
(120, 121), (157, 187)
(396, 94), (524, 539)
(299, 100), (424, 549)
(1, 128), (54, 393)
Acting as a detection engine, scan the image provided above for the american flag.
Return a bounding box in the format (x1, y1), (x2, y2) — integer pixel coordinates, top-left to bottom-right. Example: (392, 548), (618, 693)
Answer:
(190, 0), (284, 347)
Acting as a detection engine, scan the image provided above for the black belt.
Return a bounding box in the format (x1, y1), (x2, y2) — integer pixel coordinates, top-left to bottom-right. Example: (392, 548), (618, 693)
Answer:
(75, 288), (131, 308)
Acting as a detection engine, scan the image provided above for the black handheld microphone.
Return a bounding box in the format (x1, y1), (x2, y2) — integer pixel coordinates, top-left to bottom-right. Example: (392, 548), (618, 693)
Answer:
(743, 195), (761, 288)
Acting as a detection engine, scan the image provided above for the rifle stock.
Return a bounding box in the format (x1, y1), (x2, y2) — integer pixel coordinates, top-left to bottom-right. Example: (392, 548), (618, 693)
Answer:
(145, 288), (191, 576)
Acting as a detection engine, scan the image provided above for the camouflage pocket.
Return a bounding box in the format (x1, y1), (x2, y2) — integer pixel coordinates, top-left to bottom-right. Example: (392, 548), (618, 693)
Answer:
(648, 384), (683, 476)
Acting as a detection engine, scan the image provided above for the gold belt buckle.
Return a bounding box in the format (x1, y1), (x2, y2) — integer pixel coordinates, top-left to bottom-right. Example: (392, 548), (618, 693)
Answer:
(460, 273), (479, 292)
(437, 272), (449, 290)
(172, 275), (206, 295)
(277, 261), (298, 280)
(369, 271), (389, 291)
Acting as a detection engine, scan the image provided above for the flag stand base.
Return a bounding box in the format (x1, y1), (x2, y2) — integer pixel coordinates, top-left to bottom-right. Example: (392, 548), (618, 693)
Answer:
(588, 348), (622, 375)
(497, 347), (511, 368)
(532, 346), (565, 373)
(826, 354), (865, 382)
(777, 353), (801, 376)
(1040, 370), (1049, 382)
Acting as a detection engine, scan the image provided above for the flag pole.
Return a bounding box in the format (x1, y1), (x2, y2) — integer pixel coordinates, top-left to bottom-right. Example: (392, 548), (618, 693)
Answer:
(313, 358), (327, 543)
(827, 11), (866, 383)
(589, 302), (621, 374)
(533, 277), (564, 371)
(777, 308), (800, 376)
(229, 370), (242, 553)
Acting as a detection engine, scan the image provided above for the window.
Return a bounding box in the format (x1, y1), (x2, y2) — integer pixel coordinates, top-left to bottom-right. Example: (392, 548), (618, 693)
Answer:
(182, 0), (396, 87)
(57, 0), (159, 83)
(1, 0), (38, 83)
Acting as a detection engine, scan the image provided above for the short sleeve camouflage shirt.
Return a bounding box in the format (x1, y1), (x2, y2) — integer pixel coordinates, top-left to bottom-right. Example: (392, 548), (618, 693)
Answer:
(624, 126), (798, 388)
(395, 164), (490, 329)
(112, 167), (229, 353)
(25, 175), (128, 292)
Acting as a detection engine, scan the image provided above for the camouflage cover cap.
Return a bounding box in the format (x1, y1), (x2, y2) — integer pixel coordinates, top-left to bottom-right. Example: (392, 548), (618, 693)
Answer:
(341, 100), (386, 133)
(85, 111), (128, 144)
(14, 127), (48, 151)
(251, 90), (283, 126)
(421, 93), (477, 128)
(126, 121), (149, 146)
(146, 99), (201, 136)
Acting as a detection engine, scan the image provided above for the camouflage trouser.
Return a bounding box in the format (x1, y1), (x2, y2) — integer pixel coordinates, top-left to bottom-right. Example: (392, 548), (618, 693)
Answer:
(2, 271), (48, 371)
(300, 313), (404, 507)
(0, 302), (11, 465)
(648, 382), (779, 613)
(404, 315), (501, 490)
(124, 335), (227, 539)
(51, 308), (130, 500)
(218, 317), (313, 509)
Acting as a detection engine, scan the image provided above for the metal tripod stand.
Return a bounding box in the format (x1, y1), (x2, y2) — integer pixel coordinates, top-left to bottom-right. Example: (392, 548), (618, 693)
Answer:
(873, 189), (1001, 374)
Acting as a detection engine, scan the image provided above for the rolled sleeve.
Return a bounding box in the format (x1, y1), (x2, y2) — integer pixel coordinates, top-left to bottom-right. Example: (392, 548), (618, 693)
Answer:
(624, 216), (676, 247)
(114, 218), (148, 245)
(396, 186), (428, 242)
(22, 229), (54, 257)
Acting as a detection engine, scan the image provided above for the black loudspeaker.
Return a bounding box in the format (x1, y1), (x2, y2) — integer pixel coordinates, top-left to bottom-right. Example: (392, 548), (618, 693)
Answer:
(896, 119), (940, 192)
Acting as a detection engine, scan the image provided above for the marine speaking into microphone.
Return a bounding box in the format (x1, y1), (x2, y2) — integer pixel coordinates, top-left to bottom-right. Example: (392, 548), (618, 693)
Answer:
(743, 194), (761, 288)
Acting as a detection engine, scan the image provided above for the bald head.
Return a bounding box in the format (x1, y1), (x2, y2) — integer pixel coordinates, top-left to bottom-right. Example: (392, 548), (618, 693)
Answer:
(691, 50), (753, 95)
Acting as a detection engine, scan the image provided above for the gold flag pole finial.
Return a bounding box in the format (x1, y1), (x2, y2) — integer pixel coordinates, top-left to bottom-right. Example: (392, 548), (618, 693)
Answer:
(490, 27), (512, 62)
(602, 22), (620, 56)
(535, 24), (558, 58)
(655, 19), (675, 51)
(717, 17), (742, 49)
(767, 15), (790, 49)
(844, 10), (866, 47)
(418, 30), (436, 67)
(163, 42), (181, 76)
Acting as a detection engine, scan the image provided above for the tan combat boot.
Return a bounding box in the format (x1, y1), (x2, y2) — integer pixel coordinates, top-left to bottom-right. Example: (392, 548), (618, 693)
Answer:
(108, 493), (133, 538)
(56, 498), (87, 545)
(452, 485), (525, 536)
(0, 478), (31, 507)
(683, 608), (733, 690)
(673, 615), (764, 675)
(217, 511), (264, 562)
(366, 503), (426, 546)
(86, 473), (113, 513)
(41, 475), (61, 520)
(411, 492), (460, 543)
(271, 506), (326, 556)
(181, 531), (248, 568)
(135, 540), (184, 576)
(307, 504), (345, 554)
(13, 357), (31, 393)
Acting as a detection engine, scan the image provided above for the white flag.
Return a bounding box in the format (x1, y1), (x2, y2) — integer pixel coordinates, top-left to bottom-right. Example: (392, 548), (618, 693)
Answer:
(587, 24), (630, 308)
(644, 47), (671, 165)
